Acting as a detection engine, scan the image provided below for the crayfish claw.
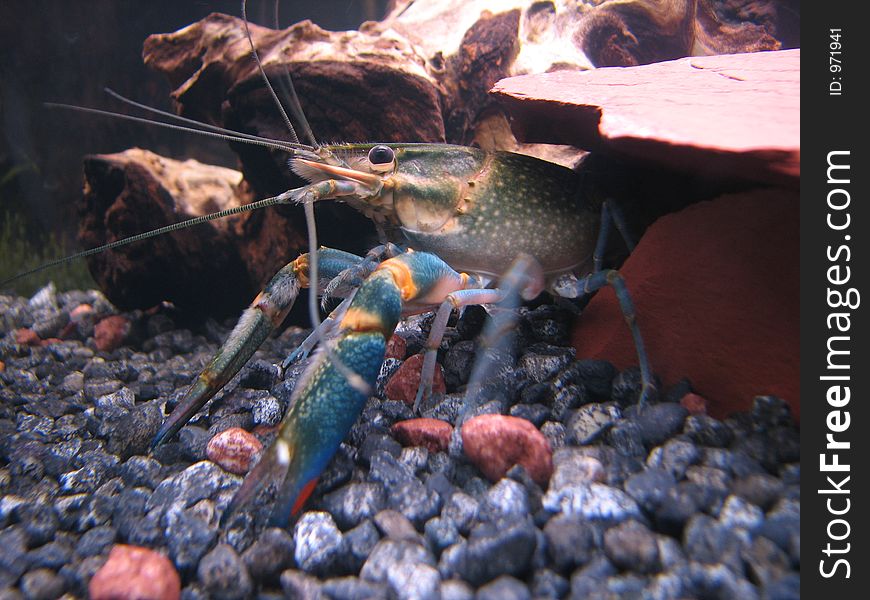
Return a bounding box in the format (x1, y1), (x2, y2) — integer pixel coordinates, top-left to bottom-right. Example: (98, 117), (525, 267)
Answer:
(220, 439), (291, 527)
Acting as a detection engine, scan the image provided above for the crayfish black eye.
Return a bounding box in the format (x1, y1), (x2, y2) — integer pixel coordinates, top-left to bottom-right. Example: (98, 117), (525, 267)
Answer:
(367, 145), (395, 172)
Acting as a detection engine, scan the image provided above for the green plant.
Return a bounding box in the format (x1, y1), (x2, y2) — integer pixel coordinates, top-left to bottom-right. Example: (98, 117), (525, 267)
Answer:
(0, 210), (95, 297)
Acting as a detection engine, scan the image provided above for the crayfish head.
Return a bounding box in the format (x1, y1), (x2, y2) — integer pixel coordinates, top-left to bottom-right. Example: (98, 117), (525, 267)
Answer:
(388, 144), (488, 234)
(290, 143), (399, 223)
(291, 143), (489, 234)
(291, 145), (390, 189)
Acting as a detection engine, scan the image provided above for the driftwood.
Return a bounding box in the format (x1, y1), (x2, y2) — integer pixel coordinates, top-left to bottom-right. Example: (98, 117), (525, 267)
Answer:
(79, 149), (255, 316)
(77, 0), (798, 316)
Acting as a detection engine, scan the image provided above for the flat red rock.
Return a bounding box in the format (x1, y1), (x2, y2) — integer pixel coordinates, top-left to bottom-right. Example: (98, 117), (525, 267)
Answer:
(572, 189), (799, 421)
(492, 49), (799, 186)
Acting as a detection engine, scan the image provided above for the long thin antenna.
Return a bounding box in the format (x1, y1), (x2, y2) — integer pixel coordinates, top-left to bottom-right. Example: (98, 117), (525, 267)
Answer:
(269, 0), (318, 147)
(44, 101), (315, 156)
(241, 0), (299, 145)
(103, 88), (315, 151)
(241, 0), (369, 396)
(0, 192), (294, 288)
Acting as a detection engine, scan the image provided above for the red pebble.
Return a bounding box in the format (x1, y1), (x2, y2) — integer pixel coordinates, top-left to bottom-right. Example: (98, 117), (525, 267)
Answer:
(89, 544), (180, 600)
(384, 353), (446, 406)
(70, 303), (94, 319)
(94, 315), (132, 352)
(391, 418), (453, 453)
(40, 337), (63, 346)
(14, 328), (42, 346)
(461, 414), (553, 487)
(385, 334), (408, 360)
(680, 392), (708, 415)
(206, 427), (263, 475)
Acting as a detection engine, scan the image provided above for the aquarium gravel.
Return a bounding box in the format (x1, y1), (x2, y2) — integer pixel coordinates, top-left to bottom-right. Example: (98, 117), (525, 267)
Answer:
(0, 285), (800, 599)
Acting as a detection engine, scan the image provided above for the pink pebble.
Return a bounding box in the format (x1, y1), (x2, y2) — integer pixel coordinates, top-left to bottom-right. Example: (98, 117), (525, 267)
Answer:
(14, 328), (42, 347)
(680, 392), (708, 415)
(207, 427), (263, 475)
(384, 354), (446, 406)
(94, 315), (132, 352)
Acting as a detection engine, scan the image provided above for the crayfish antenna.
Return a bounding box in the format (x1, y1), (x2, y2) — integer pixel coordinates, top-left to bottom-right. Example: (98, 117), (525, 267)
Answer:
(240, 0), (370, 398)
(0, 193), (295, 290)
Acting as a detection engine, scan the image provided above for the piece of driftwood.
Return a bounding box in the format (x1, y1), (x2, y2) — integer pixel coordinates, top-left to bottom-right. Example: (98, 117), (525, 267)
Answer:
(78, 149), (258, 316)
(77, 0), (797, 316)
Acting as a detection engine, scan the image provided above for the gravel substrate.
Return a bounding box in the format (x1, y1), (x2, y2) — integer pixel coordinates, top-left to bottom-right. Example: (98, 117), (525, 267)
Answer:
(0, 285), (800, 599)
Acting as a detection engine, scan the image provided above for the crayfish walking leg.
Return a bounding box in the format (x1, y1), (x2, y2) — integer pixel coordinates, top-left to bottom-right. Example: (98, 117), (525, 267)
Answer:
(553, 199), (657, 408)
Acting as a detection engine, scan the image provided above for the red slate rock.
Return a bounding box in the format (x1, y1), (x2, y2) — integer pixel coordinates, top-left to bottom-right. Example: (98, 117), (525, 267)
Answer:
(89, 544), (181, 600)
(391, 418), (453, 453)
(492, 49), (800, 187)
(572, 189), (799, 421)
(384, 354), (446, 406)
(39, 338), (63, 346)
(206, 427), (264, 475)
(461, 415), (553, 487)
(385, 334), (408, 360)
(680, 393), (709, 416)
(93, 315), (132, 353)
(14, 328), (42, 347)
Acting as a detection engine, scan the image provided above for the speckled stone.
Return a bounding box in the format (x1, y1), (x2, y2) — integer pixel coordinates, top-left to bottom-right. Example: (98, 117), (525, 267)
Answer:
(293, 512), (344, 576)
(475, 575), (531, 600)
(322, 482), (387, 531)
(360, 539), (439, 599)
(241, 527), (295, 584)
(543, 483), (641, 523)
(543, 514), (597, 572)
(205, 428), (263, 475)
(603, 519), (661, 574)
(197, 543), (252, 600)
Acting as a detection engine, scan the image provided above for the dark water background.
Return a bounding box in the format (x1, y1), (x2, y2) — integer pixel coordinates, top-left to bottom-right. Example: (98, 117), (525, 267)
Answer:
(0, 1), (387, 258)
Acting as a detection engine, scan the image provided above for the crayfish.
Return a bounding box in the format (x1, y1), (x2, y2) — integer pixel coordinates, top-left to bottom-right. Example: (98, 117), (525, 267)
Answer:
(4, 0), (657, 527)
